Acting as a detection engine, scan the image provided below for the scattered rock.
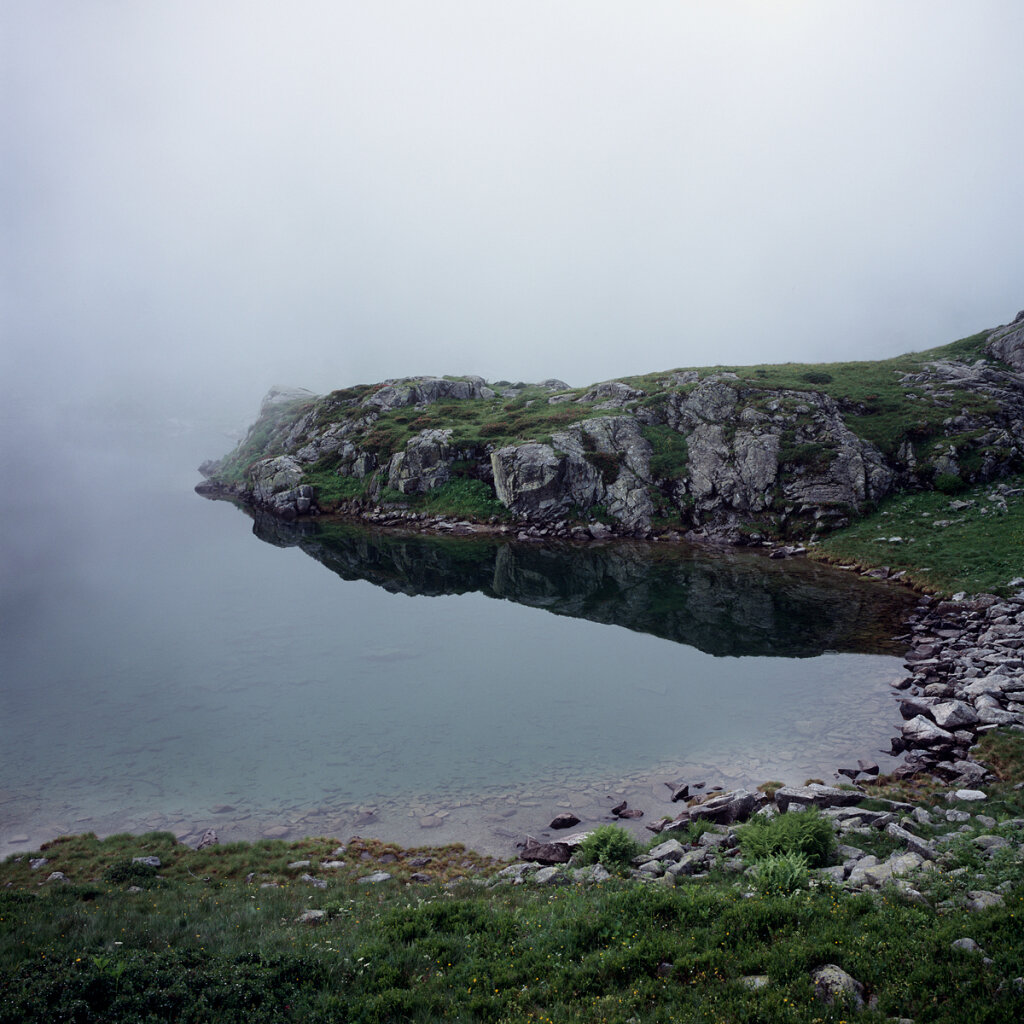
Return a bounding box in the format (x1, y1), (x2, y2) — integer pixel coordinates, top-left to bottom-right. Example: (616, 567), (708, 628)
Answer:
(810, 964), (865, 1009)
(966, 890), (1004, 912)
(132, 856), (161, 868)
(949, 789), (987, 802)
(196, 829), (219, 850)
(520, 840), (572, 865)
(356, 871), (392, 885)
(549, 813), (581, 830)
(296, 910), (326, 925)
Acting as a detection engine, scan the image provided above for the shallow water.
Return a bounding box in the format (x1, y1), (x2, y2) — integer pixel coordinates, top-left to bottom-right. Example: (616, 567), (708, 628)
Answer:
(0, 421), (915, 858)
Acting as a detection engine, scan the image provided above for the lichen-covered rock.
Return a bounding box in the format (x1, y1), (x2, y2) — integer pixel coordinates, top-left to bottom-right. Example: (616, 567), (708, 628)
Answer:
(810, 964), (865, 1008)
(551, 416), (654, 529)
(577, 381), (646, 407)
(987, 309), (1024, 371)
(387, 429), (455, 494)
(363, 376), (495, 413)
(491, 443), (601, 519)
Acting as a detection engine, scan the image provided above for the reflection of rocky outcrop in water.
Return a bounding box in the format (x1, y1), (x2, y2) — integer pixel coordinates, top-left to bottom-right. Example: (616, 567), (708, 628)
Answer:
(249, 510), (915, 658)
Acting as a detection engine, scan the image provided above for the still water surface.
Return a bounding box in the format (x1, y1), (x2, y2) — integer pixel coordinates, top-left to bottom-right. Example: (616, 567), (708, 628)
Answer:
(0, 424), (915, 857)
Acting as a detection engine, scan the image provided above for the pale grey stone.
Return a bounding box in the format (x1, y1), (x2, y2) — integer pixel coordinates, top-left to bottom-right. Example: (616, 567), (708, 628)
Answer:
(647, 839), (686, 863)
(966, 890), (1004, 912)
(357, 871), (392, 884)
(810, 964), (865, 1009)
(949, 789), (987, 802)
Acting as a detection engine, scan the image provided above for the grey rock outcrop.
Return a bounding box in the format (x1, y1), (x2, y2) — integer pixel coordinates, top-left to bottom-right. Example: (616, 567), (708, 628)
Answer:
(987, 310), (1024, 371)
(577, 381), (646, 407)
(387, 430), (455, 494)
(491, 443), (601, 520)
(664, 380), (892, 538)
(551, 417), (655, 528)
(363, 376), (495, 413)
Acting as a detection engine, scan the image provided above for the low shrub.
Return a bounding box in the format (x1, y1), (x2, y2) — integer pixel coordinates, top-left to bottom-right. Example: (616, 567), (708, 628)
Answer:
(102, 858), (158, 885)
(934, 472), (967, 494)
(737, 809), (836, 868)
(754, 851), (810, 895)
(576, 825), (642, 872)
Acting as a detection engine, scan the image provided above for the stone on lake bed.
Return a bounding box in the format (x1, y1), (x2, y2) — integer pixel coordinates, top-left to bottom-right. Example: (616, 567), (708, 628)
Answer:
(263, 826), (290, 839)
(549, 812), (581, 829)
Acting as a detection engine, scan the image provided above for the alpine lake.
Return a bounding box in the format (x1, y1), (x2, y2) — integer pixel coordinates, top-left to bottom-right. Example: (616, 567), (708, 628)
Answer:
(0, 423), (917, 859)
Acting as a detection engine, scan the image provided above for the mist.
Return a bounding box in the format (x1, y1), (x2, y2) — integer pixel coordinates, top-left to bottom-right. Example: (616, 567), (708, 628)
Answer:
(3, 1), (1024, 433)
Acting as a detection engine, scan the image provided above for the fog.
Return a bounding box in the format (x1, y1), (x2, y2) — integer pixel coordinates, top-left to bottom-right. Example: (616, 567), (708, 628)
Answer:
(3, 1), (1024, 430)
(2, 2), (1022, 850)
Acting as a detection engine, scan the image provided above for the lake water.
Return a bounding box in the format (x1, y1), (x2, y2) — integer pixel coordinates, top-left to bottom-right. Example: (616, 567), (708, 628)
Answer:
(0, 415), (916, 858)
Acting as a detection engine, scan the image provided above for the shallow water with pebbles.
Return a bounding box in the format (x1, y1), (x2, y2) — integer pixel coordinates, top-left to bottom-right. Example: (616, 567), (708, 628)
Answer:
(0, 429), (914, 859)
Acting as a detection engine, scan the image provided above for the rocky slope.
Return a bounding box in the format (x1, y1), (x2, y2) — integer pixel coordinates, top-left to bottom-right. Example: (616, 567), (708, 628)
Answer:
(198, 310), (1024, 543)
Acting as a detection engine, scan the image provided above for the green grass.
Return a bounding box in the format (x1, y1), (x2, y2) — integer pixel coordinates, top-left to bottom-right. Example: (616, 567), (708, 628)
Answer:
(816, 472), (1024, 595)
(301, 464), (370, 509)
(4, 826), (1024, 1022)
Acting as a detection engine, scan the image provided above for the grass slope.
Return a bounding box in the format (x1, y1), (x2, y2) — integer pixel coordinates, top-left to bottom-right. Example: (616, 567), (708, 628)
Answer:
(816, 472), (1024, 595)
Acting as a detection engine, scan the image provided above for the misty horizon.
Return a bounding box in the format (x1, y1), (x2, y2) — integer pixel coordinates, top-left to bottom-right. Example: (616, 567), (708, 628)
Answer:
(3, 2), (1023, 432)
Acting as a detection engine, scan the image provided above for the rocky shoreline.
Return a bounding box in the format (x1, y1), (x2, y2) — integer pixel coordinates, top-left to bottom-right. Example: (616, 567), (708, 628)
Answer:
(507, 589), (1024, 907)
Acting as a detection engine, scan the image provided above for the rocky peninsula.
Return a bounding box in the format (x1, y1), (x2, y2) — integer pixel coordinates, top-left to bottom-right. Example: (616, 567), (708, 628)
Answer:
(197, 309), (1024, 547)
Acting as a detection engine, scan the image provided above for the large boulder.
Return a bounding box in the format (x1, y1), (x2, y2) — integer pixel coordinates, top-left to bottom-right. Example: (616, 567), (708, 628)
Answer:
(520, 840), (572, 865)
(363, 376), (495, 413)
(387, 430), (455, 494)
(491, 443), (601, 519)
(810, 964), (866, 1009)
(260, 386), (318, 415)
(249, 456), (309, 519)
(773, 785), (862, 813)
(687, 788), (762, 825)
(551, 416), (655, 529)
(577, 381), (646, 407)
(901, 715), (956, 747)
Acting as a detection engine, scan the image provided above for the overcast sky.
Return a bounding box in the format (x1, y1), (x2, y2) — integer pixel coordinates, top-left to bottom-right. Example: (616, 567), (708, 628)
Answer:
(3, 1), (1023, 426)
